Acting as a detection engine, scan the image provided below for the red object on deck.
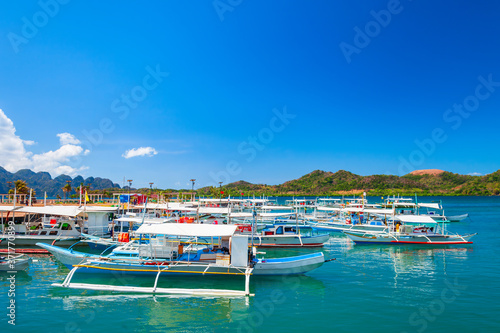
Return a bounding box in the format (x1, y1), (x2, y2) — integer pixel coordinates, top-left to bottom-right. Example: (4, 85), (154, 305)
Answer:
(0, 248), (50, 254)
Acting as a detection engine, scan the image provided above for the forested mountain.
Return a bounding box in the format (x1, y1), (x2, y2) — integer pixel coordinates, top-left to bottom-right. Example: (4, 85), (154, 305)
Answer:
(0, 167), (120, 197)
(199, 169), (500, 196)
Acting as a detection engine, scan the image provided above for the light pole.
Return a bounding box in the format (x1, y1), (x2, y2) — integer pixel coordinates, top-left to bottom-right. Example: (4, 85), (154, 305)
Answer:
(127, 179), (133, 209)
(149, 182), (154, 202)
(7, 181), (12, 204)
(190, 179), (196, 202)
(218, 181), (223, 204)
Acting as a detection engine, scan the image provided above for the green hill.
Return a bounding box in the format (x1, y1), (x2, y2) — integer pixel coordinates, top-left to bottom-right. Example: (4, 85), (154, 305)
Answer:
(199, 169), (500, 197)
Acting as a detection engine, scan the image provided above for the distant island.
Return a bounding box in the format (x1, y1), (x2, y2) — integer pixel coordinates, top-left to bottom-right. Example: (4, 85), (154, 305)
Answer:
(0, 167), (120, 198)
(199, 169), (500, 197)
(1, 167), (499, 198)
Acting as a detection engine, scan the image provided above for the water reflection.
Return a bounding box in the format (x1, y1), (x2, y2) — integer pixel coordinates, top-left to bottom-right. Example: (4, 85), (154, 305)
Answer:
(344, 244), (473, 287)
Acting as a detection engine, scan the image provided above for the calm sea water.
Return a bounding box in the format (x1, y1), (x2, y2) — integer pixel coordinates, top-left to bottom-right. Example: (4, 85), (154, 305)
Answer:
(2, 196), (499, 333)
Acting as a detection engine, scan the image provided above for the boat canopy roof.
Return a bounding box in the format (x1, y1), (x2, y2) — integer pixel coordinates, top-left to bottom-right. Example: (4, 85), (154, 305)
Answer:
(114, 217), (171, 224)
(363, 208), (394, 214)
(260, 205), (293, 210)
(317, 207), (341, 212)
(394, 215), (437, 224)
(260, 212), (295, 217)
(83, 206), (119, 213)
(0, 206), (22, 212)
(341, 207), (364, 212)
(199, 198), (244, 203)
(229, 212), (253, 218)
(417, 203), (441, 209)
(198, 207), (230, 214)
(134, 203), (195, 211)
(244, 199), (269, 203)
(15, 205), (118, 217)
(392, 202), (417, 207)
(136, 223), (237, 237)
(18, 206), (83, 217)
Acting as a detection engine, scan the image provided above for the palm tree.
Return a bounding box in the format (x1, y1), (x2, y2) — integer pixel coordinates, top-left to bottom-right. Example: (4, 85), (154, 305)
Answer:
(8, 180), (36, 204)
(62, 183), (72, 202)
(8, 180), (31, 194)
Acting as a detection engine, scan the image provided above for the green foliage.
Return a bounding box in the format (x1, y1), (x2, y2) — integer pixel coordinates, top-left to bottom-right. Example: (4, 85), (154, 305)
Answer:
(198, 169), (500, 197)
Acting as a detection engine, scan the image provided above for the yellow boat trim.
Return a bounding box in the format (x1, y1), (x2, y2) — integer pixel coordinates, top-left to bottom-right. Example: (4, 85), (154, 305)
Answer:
(75, 264), (249, 275)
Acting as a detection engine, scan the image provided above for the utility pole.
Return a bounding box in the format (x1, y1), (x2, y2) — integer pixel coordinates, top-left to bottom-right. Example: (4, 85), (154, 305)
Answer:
(127, 179), (133, 211)
(190, 179), (196, 202)
(218, 181), (223, 204)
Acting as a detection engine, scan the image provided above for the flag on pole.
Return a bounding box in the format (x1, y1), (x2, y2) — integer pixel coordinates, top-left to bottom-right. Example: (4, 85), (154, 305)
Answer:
(85, 190), (90, 203)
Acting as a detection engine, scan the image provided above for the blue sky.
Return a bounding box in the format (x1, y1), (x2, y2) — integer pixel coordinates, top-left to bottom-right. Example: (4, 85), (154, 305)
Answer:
(1, 0), (499, 189)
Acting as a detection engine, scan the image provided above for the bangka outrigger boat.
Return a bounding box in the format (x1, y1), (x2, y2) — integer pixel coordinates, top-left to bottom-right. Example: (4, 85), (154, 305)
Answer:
(344, 214), (476, 245)
(52, 223), (330, 296)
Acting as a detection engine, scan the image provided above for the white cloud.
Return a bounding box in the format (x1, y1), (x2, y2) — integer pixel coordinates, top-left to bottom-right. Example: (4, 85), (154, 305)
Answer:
(31, 144), (87, 176)
(0, 109), (33, 171)
(468, 172), (483, 176)
(122, 147), (158, 159)
(57, 132), (81, 145)
(0, 108), (89, 177)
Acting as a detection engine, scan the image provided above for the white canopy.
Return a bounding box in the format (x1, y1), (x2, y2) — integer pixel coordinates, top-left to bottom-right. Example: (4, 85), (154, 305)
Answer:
(341, 207), (364, 213)
(394, 214), (437, 224)
(18, 206), (83, 217)
(244, 199), (269, 204)
(392, 202), (416, 207)
(259, 212), (295, 218)
(0, 206), (22, 212)
(136, 223), (237, 237)
(317, 207), (341, 212)
(418, 203), (441, 209)
(134, 203), (196, 211)
(363, 209), (394, 215)
(114, 217), (173, 224)
(229, 212), (253, 218)
(260, 205), (293, 210)
(83, 206), (119, 213)
(199, 198), (244, 203)
(228, 212), (294, 218)
(197, 207), (230, 214)
(14, 205), (117, 217)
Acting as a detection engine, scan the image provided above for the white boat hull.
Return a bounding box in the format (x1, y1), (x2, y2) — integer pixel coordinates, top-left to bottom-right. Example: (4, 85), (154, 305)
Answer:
(0, 255), (31, 271)
(446, 214), (469, 222)
(344, 231), (476, 245)
(311, 222), (388, 233)
(38, 243), (326, 276)
(252, 234), (330, 247)
(2, 236), (80, 246)
(252, 252), (325, 275)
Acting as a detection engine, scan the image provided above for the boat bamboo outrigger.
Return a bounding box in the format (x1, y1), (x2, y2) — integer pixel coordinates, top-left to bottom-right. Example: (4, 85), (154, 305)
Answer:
(344, 214), (476, 245)
(52, 223), (329, 296)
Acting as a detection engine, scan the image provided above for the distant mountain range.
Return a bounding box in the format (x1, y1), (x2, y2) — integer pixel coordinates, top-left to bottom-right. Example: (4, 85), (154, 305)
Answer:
(200, 169), (500, 196)
(0, 167), (121, 197)
(2, 167), (499, 198)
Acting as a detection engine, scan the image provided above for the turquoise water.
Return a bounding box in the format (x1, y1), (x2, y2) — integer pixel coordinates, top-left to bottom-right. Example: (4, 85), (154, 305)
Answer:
(2, 196), (499, 332)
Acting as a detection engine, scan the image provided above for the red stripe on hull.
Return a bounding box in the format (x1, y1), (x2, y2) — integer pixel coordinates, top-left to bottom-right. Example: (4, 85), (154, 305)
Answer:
(390, 241), (473, 245)
(0, 248), (50, 254)
(256, 243), (325, 247)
